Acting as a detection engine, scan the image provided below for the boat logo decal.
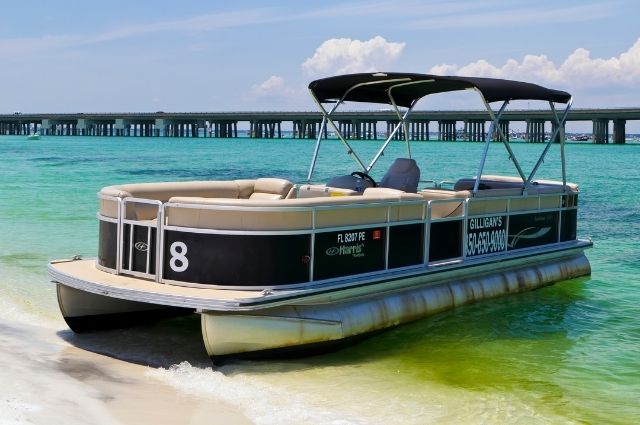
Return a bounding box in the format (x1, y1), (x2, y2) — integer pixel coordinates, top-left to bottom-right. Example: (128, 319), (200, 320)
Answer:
(134, 242), (148, 252)
(508, 226), (551, 248)
(326, 247), (340, 256)
(326, 243), (365, 257)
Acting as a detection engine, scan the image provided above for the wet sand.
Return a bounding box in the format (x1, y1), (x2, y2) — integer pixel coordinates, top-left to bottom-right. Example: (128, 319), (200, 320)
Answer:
(0, 319), (252, 425)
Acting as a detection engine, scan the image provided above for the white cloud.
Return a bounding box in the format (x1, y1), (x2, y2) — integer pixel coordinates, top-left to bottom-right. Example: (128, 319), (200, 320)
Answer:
(302, 36), (406, 76)
(428, 38), (640, 89)
(251, 75), (296, 97)
(407, 2), (613, 29)
(88, 9), (276, 43)
(0, 8), (280, 58)
(0, 5), (400, 59)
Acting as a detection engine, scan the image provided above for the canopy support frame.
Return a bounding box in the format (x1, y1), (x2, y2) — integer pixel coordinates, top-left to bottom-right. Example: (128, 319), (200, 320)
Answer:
(367, 80), (435, 172)
(307, 73), (573, 190)
(307, 78), (413, 182)
(472, 97), (516, 194)
(526, 98), (573, 188)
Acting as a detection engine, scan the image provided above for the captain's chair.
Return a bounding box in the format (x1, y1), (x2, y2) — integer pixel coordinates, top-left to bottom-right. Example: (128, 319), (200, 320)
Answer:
(379, 158), (421, 193)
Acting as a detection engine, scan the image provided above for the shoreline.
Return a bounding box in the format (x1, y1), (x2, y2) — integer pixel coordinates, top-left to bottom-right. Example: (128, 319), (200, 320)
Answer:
(0, 318), (252, 425)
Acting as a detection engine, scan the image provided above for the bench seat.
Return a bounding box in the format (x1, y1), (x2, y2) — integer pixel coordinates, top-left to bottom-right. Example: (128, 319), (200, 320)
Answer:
(166, 187), (424, 231)
(99, 178), (294, 219)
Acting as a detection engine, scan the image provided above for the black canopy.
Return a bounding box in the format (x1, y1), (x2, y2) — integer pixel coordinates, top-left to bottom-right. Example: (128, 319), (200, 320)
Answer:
(308, 72), (571, 107)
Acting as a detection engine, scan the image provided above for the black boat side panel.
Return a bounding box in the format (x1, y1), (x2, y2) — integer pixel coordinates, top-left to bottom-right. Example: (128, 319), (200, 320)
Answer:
(99, 209), (576, 286)
(314, 228), (386, 280)
(429, 220), (463, 261)
(98, 220), (118, 269)
(561, 209), (577, 242)
(163, 231), (312, 286)
(508, 212), (559, 250)
(162, 224), (425, 286)
(389, 223), (424, 268)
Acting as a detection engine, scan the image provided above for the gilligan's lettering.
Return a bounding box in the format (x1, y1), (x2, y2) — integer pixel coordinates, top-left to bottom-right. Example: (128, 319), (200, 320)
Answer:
(469, 216), (503, 230)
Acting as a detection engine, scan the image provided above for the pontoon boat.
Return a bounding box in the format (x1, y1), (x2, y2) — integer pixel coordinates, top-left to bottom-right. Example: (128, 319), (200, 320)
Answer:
(48, 73), (592, 361)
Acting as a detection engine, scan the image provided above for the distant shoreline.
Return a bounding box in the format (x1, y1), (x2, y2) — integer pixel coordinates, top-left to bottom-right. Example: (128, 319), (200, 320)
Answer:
(4, 133), (640, 145)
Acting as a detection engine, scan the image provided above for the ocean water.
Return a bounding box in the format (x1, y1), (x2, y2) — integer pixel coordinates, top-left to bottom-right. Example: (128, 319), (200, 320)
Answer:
(1, 135), (639, 424)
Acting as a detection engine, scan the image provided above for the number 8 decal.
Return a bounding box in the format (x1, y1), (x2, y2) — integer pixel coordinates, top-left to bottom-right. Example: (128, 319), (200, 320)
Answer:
(169, 241), (189, 272)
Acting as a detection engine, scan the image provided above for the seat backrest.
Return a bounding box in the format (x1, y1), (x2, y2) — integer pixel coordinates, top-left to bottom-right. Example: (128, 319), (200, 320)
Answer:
(249, 178), (294, 200)
(379, 158), (420, 193)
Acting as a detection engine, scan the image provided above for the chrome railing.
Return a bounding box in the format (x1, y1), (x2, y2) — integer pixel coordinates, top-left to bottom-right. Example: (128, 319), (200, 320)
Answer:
(97, 190), (577, 286)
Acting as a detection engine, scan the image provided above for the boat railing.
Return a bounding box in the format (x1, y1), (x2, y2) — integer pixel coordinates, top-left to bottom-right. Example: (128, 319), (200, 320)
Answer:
(426, 190), (577, 264)
(97, 194), (162, 280)
(162, 198), (427, 283)
(437, 180), (457, 190)
(97, 189), (578, 287)
(419, 179), (438, 188)
(121, 197), (162, 280)
(419, 179), (458, 190)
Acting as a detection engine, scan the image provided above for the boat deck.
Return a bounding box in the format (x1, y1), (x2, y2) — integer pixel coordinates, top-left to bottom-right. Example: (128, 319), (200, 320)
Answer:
(49, 239), (591, 313)
(49, 259), (274, 310)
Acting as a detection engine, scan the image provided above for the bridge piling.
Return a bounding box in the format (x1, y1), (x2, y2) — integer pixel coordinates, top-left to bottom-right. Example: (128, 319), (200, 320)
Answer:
(593, 119), (609, 144)
(613, 119), (626, 144)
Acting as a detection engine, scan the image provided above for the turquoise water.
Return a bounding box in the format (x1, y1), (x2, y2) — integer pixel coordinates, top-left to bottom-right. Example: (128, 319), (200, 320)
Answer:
(1, 135), (639, 424)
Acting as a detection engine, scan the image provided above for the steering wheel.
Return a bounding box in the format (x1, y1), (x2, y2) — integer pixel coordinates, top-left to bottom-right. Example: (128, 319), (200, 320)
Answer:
(350, 171), (377, 187)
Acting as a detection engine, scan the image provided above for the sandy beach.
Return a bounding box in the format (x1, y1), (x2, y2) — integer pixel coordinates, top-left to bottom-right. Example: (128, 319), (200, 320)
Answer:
(0, 318), (252, 425)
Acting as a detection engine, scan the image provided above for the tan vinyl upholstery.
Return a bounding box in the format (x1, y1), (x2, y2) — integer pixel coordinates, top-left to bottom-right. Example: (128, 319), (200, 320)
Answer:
(99, 178), (294, 219)
(454, 175), (579, 193)
(452, 175), (577, 214)
(235, 180), (257, 198)
(99, 175), (575, 231)
(249, 178), (294, 200)
(297, 184), (360, 198)
(166, 189), (424, 231)
(418, 189), (470, 218)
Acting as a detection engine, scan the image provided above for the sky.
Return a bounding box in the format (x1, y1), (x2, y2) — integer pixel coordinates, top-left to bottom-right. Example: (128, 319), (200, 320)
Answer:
(2, 0), (640, 124)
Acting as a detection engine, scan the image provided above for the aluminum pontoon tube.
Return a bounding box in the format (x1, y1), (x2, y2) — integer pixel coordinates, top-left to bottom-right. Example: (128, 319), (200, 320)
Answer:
(201, 252), (590, 358)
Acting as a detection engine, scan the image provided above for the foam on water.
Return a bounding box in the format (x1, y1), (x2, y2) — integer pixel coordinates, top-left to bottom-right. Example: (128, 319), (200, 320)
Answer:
(148, 359), (577, 425)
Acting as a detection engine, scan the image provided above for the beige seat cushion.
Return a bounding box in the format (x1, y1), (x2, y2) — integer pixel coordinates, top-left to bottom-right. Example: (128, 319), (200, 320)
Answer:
(297, 184), (359, 198)
(418, 189), (470, 218)
(99, 178), (295, 218)
(167, 190), (425, 230)
(249, 178), (294, 200)
(362, 187), (424, 201)
(100, 180), (255, 220)
(454, 175), (578, 193)
(249, 192), (285, 200)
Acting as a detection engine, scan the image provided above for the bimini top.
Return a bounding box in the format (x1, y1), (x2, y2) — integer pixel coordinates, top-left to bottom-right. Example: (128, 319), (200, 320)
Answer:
(308, 72), (571, 108)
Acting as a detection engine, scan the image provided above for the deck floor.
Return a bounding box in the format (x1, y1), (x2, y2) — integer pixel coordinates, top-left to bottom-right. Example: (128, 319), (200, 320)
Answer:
(49, 259), (279, 310)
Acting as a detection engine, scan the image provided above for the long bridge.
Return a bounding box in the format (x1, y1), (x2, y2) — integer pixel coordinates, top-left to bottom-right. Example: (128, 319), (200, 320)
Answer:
(3, 108), (640, 143)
